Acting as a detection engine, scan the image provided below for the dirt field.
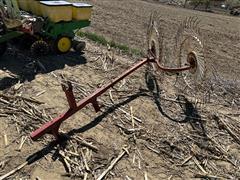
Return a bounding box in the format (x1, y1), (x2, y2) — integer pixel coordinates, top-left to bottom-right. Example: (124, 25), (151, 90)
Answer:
(87, 0), (240, 80)
(0, 0), (240, 180)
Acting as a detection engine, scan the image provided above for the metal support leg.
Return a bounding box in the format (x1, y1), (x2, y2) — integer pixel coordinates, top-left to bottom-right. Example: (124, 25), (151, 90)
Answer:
(62, 81), (77, 109)
(30, 58), (150, 141)
(92, 98), (100, 112)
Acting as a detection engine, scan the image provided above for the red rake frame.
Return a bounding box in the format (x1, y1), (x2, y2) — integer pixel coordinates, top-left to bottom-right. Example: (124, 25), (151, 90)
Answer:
(30, 56), (195, 141)
(30, 14), (204, 141)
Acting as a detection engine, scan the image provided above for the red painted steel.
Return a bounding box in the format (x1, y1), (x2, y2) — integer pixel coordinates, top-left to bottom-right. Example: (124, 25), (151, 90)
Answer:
(155, 61), (192, 72)
(147, 50), (193, 72)
(62, 81), (77, 109)
(30, 58), (150, 140)
(30, 57), (194, 141)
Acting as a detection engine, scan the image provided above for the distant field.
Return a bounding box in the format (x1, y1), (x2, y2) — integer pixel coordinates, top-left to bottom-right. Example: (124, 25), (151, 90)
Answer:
(84, 0), (240, 80)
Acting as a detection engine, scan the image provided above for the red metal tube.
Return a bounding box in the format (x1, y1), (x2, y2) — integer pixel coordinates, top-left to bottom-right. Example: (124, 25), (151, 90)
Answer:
(62, 81), (77, 109)
(30, 58), (149, 141)
(147, 50), (193, 72)
(30, 56), (194, 141)
(153, 60), (192, 72)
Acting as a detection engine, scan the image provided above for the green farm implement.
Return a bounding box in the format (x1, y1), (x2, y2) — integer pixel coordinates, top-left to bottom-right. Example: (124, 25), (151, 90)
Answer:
(0, 0), (92, 56)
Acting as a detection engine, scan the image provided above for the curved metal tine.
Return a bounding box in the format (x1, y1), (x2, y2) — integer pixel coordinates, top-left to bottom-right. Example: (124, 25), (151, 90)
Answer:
(147, 12), (160, 41)
(193, 19), (203, 49)
(190, 17), (200, 33)
(148, 13), (153, 31)
(185, 17), (193, 34)
(148, 12), (157, 29)
(147, 12), (157, 41)
(152, 11), (158, 21)
(185, 17), (191, 29)
(179, 18), (186, 32)
(158, 35), (163, 59)
(194, 18), (201, 35)
(191, 17), (201, 35)
(147, 14), (152, 37)
(188, 17), (194, 30)
(186, 16), (192, 28)
(176, 18), (186, 45)
(188, 17), (195, 33)
(192, 17), (200, 28)
(154, 18), (163, 56)
(176, 18), (186, 42)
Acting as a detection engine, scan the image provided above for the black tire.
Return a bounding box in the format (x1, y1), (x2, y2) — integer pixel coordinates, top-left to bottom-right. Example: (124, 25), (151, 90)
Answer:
(0, 42), (7, 56)
(0, 20), (7, 56)
(53, 36), (72, 54)
(31, 40), (49, 57)
(73, 40), (86, 52)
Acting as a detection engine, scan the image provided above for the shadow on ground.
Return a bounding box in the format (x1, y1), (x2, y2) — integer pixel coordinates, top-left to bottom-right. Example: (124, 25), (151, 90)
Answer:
(26, 83), (207, 169)
(145, 68), (207, 136)
(0, 48), (86, 90)
(24, 64), (208, 173)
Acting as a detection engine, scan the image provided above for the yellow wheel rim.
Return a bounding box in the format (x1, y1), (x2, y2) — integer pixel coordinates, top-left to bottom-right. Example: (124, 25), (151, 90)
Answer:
(57, 37), (71, 53)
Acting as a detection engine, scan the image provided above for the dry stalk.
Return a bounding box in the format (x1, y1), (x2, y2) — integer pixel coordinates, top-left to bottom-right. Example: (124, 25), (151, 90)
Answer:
(73, 136), (98, 152)
(213, 115), (240, 144)
(18, 136), (27, 151)
(192, 156), (207, 174)
(3, 134), (8, 146)
(0, 154), (37, 180)
(80, 149), (90, 172)
(144, 172), (148, 180)
(0, 93), (43, 104)
(97, 147), (129, 180)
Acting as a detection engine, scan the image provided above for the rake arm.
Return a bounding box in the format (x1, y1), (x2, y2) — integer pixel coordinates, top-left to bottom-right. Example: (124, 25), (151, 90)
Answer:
(30, 58), (150, 141)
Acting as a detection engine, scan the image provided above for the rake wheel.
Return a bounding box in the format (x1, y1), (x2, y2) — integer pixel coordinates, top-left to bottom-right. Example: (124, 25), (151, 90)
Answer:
(146, 12), (165, 82)
(175, 17), (206, 91)
(147, 12), (164, 67)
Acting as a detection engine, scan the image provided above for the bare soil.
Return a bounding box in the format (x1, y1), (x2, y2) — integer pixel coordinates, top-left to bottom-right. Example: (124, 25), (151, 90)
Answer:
(0, 0), (239, 179)
(87, 0), (240, 80)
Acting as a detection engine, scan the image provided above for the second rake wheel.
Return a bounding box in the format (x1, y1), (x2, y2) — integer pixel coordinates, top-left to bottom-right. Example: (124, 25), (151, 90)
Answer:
(175, 17), (206, 90)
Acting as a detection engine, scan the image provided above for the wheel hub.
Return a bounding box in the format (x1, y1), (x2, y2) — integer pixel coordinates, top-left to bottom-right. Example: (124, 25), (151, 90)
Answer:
(187, 51), (197, 74)
(57, 37), (71, 53)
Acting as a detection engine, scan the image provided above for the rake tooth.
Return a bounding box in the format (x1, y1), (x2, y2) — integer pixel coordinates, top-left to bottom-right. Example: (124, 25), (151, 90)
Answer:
(186, 17), (191, 29)
(185, 17), (189, 28)
(193, 18), (200, 33)
(191, 17), (196, 31)
(146, 12), (165, 80)
(174, 16), (206, 91)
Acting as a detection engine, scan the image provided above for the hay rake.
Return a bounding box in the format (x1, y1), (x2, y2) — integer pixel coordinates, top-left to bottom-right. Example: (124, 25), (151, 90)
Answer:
(30, 14), (206, 141)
